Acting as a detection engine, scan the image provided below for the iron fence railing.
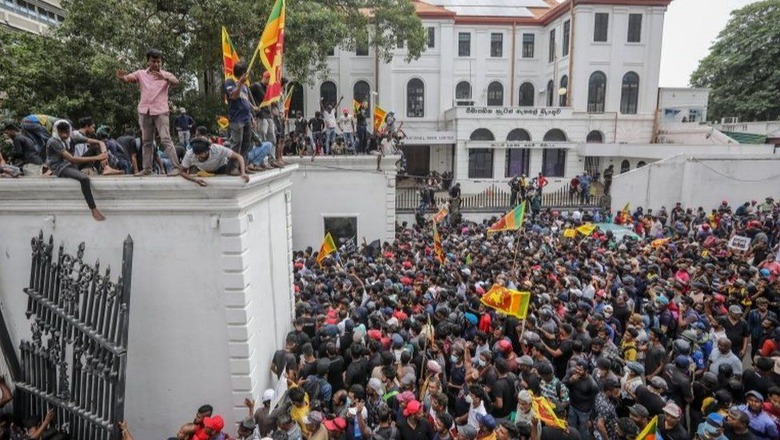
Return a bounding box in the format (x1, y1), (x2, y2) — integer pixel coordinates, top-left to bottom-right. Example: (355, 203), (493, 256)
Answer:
(396, 185), (603, 212)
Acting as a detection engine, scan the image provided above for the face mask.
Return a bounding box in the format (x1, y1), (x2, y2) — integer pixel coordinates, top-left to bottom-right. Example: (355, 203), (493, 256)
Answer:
(478, 359), (487, 367)
(465, 395), (473, 404)
(451, 355), (459, 363)
(345, 397), (352, 407)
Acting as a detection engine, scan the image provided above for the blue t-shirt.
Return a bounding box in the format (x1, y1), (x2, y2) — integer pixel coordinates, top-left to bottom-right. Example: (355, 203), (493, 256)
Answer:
(223, 79), (252, 124)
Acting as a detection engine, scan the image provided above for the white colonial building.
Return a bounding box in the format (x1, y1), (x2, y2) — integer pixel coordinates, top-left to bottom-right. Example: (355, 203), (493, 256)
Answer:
(289, 0), (775, 193)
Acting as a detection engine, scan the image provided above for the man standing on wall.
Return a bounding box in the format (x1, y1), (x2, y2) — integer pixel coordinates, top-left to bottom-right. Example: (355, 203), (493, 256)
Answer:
(355, 101), (370, 154)
(116, 49), (183, 176)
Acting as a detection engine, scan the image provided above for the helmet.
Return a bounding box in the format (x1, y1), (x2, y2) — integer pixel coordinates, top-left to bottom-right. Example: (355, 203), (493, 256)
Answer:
(681, 330), (698, 344)
(498, 339), (512, 353)
(672, 339), (691, 355)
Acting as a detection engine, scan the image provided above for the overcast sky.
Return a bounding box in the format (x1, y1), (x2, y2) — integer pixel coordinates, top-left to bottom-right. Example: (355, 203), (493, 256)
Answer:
(660, 0), (758, 87)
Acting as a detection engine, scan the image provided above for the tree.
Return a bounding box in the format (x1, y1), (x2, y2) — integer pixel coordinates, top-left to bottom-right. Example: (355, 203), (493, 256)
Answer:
(690, 1), (780, 122)
(0, 0), (425, 131)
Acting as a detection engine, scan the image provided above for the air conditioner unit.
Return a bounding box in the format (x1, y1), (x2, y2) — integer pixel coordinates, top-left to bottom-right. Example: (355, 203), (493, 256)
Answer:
(456, 100), (474, 107)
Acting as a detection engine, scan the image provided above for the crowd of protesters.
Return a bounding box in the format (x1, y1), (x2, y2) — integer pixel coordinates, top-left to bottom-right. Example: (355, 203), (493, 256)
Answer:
(106, 195), (778, 440)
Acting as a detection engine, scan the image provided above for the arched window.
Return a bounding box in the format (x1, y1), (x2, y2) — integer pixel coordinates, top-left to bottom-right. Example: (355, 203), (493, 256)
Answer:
(620, 160), (631, 173)
(353, 80), (371, 109)
(456, 81), (471, 100)
(637, 161), (646, 168)
(487, 81), (504, 106)
(586, 130), (604, 143)
(546, 80), (555, 107)
(543, 129), (567, 142)
(559, 75), (569, 107)
(588, 71), (607, 113)
(620, 72), (639, 114)
(287, 81), (304, 116)
(320, 81), (337, 107)
(470, 128), (495, 141)
(518, 82), (535, 106)
(407, 78), (425, 117)
(507, 129), (531, 141)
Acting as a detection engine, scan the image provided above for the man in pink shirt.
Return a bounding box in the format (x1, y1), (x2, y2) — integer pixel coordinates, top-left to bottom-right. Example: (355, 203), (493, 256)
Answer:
(115, 49), (182, 176)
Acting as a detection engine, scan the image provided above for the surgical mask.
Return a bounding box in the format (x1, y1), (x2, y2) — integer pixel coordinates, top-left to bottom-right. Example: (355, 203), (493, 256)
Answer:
(345, 397), (352, 407)
(478, 359), (487, 367)
(450, 355), (459, 363)
(465, 395), (473, 404)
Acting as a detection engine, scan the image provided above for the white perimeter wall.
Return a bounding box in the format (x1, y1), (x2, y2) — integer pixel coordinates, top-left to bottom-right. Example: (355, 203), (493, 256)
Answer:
(611, 154), (780, 213)
(286, 156), (398, 250)
(0, 170), (296, 439)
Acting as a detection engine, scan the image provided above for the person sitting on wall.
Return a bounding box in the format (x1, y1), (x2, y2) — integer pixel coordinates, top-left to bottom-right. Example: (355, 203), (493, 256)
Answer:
(179, 138), (249, 186)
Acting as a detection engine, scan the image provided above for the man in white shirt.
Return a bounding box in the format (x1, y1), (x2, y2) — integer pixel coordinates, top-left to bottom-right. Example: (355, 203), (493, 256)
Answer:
(337, 109), (355, 153)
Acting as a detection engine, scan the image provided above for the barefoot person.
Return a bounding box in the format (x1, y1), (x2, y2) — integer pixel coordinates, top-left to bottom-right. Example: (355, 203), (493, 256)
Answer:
(46, 121), (107, 221)
(115, 49), (182, 176)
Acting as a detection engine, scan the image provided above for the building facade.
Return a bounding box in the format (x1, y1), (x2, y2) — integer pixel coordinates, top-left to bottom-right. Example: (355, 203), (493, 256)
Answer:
(295, 0), (705, 192)
(1, 0), (64, 33)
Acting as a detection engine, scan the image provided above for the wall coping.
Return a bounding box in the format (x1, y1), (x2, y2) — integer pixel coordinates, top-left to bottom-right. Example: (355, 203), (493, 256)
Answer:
(0, 166), (297, 214)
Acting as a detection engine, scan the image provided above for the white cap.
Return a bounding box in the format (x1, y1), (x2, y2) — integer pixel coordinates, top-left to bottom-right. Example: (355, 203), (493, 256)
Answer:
(179, 107), (186, 113)
(262, 388), (275, 402)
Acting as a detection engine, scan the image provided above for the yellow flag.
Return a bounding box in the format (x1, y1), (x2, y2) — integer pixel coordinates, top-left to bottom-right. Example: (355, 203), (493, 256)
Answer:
(576, 223), (597, 236)
(563, 228), (577, 238)
(373, 106), (387, 132)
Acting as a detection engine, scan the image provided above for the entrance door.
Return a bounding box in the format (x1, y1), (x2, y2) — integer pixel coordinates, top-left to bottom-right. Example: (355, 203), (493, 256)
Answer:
(406, 145), (430, 177)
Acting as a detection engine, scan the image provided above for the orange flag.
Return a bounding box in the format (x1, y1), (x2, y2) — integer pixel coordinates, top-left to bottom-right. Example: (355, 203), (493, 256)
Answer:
(433, 222), (444, 264)
(221, 26), (240, 80)
(529, 391), (567, 430)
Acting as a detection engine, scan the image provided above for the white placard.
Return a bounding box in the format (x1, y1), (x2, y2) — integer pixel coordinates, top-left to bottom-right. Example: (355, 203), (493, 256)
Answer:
(728, 235), (750, 251)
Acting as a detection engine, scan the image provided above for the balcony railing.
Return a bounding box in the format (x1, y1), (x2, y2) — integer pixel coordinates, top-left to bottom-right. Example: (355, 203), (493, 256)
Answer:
(396, 185), (604, 213)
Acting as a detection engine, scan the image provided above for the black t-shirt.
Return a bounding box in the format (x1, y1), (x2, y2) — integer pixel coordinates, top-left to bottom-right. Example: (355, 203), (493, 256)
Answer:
(272, 349), (298, 378)
(295, 118), (308, 134)
(743, 368), (774, 397)
(644, 344), (666, 377)
(553, 340), (574, 379)
(300, 359), (317, 379)
(723, 426), (756, 440)
(328, 355), (346, 392)
(356, 109), (367, 126)
(250, 82), (271, 118)
(397, 418), (434, 440)
(566, 375), (599, 412)
(658, 415), (688, 440)
(491, 376), (516, 418)
(723, 318), (750, 354)
(634, 385), (665, 416)
(309, 117), (324, 132)
(12, 134), (43, 165)
(345, 358), (368, 387)
(541, 426), (581, 440)
(664, 366), (692, 408)
(117, 135), (142, 167)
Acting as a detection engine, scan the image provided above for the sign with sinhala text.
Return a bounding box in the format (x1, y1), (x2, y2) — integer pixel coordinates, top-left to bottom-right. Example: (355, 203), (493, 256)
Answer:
(404, 131), (457, 145)
(728, 235), (750, 251)
(462, 107), (574, 119)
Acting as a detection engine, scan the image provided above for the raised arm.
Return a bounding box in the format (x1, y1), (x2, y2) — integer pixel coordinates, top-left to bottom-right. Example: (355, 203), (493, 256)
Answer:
(115, 69), (137, 83)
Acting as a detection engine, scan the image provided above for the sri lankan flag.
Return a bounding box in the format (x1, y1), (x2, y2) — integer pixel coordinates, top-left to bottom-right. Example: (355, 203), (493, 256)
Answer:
(373, 105), (387, 132)
(620, 202), (631, 224)
(316, 232), (337, 266)
(433, 222), (444, 264)
(529, 391), (567, 430)
(433, 207), (448, 223)
(257, 0), (286, 107)
(353, 99), (361, 114)
(221, 26), (240, 80)
(480, 285), (531, 319)
(284, 84), (295, 117)
(636, 415), (659, 440)
(487, 201), (526, 235)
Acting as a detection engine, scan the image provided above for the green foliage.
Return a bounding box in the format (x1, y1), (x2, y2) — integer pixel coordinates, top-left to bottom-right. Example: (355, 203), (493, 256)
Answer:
(0, 0), (425, 133)
(690, 0), (780, 122)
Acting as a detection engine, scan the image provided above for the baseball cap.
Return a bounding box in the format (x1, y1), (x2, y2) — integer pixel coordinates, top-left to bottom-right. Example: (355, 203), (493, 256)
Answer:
(403, 400), (422, 417)
(323, 417), (347, 431)
(728, 305), (743, 315)
(457, 424), (478, 440)
(674, 355), (691, 368)
(203, 415), (225, 431)
(663, 402), (682, 418)
(262, 389), (275, 403)
(396, 391), (416, 403)
(476, 413), (497, 430)
(628, 404), (649, 418)
(746, 390), (764, 401)
(649, 376), (668, 390)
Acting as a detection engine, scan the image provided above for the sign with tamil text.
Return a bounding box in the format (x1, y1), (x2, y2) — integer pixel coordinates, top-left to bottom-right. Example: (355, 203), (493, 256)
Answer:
(404, 131), (457, 145)
(459, 107), (574, 119)
(727, 235), (750, 251)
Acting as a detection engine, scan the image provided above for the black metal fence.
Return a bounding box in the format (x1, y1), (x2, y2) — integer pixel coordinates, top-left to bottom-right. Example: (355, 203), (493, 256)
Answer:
(15, 232), (133, 440)
(396, 185), (604, 212)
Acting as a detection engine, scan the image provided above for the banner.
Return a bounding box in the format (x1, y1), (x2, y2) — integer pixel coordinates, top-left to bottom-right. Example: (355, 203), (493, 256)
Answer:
(271, 370), (288, 411)
(576, 223), (597, 236)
